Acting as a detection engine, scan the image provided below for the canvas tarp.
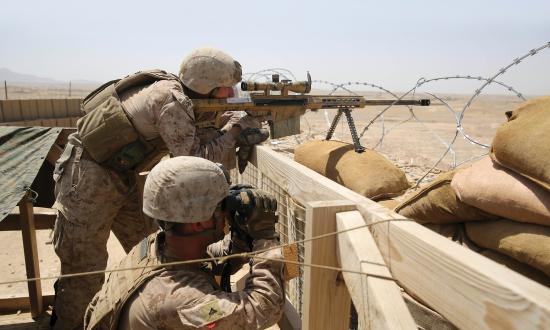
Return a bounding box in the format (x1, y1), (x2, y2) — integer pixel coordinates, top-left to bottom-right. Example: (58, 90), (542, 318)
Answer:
(0, 126), (61, 222)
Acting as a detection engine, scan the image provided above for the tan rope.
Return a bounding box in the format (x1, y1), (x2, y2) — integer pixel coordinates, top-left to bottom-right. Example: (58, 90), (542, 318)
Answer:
(0, 218), (410, 286)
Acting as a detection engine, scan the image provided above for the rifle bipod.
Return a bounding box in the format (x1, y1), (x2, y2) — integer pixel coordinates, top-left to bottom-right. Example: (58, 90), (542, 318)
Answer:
(325, 108), (365, 153)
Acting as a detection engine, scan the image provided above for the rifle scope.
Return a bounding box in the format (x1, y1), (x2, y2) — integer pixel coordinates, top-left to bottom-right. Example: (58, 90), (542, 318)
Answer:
(241, 80), (311, 94)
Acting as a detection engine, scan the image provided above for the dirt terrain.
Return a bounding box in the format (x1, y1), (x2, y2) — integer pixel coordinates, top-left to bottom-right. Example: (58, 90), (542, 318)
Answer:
(0, 86), (529, 322)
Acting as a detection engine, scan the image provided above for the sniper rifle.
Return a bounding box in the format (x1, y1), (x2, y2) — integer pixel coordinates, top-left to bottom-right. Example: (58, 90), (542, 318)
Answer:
(191, 73), (430, 153)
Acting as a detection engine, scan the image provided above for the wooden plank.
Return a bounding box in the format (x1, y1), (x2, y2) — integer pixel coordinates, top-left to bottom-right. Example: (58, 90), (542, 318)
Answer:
(302, 200), (355, 330)
(37, 100), (54, 118)
(1, 207), (57, 231)
(66, 98), (83, 117)
(250, 146), (550, 329)
(51, 99), (68, 118)
(0, 294), (54, 313)
(336, 210), (416, 330)
(18, 196), (43, 318)
(56, 128), (76, 145)
(46, 144), (63, 165)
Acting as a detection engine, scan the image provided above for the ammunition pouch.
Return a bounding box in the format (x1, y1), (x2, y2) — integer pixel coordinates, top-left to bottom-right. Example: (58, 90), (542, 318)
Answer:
(104, 139), (154, 172)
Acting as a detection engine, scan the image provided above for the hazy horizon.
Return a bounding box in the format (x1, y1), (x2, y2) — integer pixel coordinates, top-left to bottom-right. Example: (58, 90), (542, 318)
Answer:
(1, 0), (549, 95)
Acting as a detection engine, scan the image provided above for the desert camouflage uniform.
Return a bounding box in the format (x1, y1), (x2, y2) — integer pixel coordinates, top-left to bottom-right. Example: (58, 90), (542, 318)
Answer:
(52, 80), (239, 330)
(84, 232), (285, 330)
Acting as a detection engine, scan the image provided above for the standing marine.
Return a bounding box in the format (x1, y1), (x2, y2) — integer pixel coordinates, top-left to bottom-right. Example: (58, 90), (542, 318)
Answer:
(51, 48), (266, 329)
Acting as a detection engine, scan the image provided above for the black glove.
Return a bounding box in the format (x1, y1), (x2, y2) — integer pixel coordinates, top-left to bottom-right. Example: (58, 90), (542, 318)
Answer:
(224, 187), (278, 241)
(236, 128), (270, 174)
(236, 127), (270, 147)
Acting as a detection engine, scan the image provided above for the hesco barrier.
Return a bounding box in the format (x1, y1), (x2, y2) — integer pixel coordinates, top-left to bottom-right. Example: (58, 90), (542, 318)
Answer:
(0, 98), (83, 127)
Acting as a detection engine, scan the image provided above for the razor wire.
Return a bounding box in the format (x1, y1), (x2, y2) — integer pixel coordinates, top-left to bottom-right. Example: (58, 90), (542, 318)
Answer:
(245, 41), (549, 186)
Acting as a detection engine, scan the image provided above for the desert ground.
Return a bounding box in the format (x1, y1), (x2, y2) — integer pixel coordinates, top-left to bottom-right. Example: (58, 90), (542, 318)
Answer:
(0, 84), (528, 327)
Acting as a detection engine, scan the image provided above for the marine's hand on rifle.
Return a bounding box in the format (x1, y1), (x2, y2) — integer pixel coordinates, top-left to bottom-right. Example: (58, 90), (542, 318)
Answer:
(224, 186), (278, 242)
(236, 127), (270, 174)
(222, 114), (261, 133)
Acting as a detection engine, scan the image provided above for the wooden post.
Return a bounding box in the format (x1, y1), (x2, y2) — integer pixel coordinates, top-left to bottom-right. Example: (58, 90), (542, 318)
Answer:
(4, 80), (7, 100)
(18, 192), (43, 318)
(302, 200), (355, 330)
(68, 81), (72, 97)
(336, 211), (416, 329)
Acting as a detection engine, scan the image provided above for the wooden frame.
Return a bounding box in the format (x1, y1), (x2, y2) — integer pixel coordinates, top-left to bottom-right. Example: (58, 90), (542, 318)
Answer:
(336, 210), (416, 329)
(16, 193), (43, 318)
(248, 145), (550, 329)
(302, 200), (355, 330)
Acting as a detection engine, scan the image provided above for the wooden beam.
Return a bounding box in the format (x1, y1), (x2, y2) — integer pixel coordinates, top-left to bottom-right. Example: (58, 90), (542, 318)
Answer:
(249, 146), (550, 329)
(55, 128), (76, 145)
(46, 144), (63, 166)
(1, 207), (56, 231)
(18, 195), (43, 318)
(0, 294), (54, 313)
(302, 200), (355, 330)
(336, 210), (416, 329)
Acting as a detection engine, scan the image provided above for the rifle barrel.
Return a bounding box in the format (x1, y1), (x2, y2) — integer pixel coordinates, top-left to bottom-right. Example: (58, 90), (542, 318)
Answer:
(363, 99), (430, 106)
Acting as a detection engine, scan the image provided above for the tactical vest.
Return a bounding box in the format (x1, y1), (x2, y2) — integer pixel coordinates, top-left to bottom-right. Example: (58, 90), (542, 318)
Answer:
(85, 234), (165, 330)
(77, 70), (180, 171)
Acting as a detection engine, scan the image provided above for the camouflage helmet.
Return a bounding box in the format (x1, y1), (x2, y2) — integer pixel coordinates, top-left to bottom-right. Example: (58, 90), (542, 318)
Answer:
(179, 47), (242, 95)
(143, 156), (229, 223)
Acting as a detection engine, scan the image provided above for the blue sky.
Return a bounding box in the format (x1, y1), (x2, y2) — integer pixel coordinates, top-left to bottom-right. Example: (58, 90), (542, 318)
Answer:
(1, 0), (549, 94)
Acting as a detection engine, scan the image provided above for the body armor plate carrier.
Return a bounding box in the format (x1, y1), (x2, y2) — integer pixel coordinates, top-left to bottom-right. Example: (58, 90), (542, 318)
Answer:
(77, 70), (180, 171)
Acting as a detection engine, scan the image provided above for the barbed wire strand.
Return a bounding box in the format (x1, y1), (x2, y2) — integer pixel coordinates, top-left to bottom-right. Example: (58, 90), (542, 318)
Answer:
(0, 218), (410, 287)
(245, 42), (547, 187)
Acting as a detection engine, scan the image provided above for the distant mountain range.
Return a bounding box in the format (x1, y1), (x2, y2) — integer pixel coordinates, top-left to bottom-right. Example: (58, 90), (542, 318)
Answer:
(0, 68), (99, 86)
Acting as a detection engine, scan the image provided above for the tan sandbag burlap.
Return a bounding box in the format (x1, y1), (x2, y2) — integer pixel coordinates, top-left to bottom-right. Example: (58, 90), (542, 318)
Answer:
(491, 96), (550, 190)
(452, 156), (550, 226)
(395, 171), (496, 224)
(466, 220), (550, 276)
(294, 140), (409, 200)
(377, 198), (401, 210)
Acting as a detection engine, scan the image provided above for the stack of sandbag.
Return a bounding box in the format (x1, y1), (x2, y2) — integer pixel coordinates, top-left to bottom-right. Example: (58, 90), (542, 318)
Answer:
(294, 140), (410, 200)
(395, 96), (550, 284)
(394, 170), (497, 224)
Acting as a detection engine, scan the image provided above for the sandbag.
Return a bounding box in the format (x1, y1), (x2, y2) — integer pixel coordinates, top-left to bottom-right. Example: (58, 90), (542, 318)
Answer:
(395, 171), (496, 224)
(491, 96), (550, 190)
(452, 156), (550, 226)
(466, 220), (550, 276)
(294, 140), (410, 200)
(377, 198), (400, 210)
(480, 250), (550, 287)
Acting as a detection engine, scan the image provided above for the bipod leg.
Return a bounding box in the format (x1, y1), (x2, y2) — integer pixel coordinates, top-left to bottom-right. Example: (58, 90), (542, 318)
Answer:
(325, 109), (343, 141)
(343, 108), (365, 153)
